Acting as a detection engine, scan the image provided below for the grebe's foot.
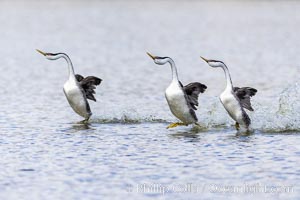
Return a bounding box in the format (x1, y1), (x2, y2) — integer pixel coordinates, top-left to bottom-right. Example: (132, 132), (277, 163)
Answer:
(235, 122), (240, 130)
(195, 122), (201, 128)
(167, 122), (187, 129)
(78, 118), (90, 124)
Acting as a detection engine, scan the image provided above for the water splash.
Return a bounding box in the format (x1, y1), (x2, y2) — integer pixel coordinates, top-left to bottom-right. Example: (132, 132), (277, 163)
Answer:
(90, 82), (300, 132)
(272, 82), (299, 131)
(91, 108), (168, 124)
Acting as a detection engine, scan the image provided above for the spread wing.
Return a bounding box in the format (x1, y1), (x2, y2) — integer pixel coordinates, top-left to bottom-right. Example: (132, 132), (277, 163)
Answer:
(182, 82), (207, 110)
(233, 87), (257, 111)
(75, 74), (102, 102)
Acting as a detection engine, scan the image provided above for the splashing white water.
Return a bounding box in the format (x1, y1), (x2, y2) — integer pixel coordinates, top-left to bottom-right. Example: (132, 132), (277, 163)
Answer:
(256, 81), (300, 132)
(92, 81), (300, 132)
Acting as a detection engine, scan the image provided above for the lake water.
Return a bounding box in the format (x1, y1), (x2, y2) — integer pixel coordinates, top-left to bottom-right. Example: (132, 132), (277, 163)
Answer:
(0, 1), (299, 199)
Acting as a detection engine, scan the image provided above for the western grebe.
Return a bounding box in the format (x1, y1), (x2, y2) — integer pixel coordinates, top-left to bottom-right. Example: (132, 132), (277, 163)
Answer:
(36, 49), (102, 121)
(147, 52), (207, 129)
(201, 56), (257, 130)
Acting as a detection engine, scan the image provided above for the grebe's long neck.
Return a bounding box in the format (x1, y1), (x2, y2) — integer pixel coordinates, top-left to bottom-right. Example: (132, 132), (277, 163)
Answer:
(221, 64), (233, 91)
(167, 58), (179, 82)
(60, 53), (75, 80)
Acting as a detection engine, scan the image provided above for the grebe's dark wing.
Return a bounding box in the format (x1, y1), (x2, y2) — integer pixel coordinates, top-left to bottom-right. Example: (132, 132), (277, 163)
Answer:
(76, 74), (102, 101)
(183, 82), (207, 110)
(234, 87), (257, 111)
(178, 81), (207, 121)
(75, 74), (84, 82)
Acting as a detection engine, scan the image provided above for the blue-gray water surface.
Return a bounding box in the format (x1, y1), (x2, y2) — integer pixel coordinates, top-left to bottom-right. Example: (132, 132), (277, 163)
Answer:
(0, 1), (299, 200)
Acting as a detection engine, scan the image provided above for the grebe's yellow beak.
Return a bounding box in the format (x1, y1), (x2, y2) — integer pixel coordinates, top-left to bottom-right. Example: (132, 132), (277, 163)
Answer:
(36, 49), (47, 56)
(146, 52), (155, 60)
(200, 56), (209, 63)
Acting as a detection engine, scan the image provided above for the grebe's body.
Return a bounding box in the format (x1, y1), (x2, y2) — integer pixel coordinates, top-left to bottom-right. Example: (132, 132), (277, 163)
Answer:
(37, 50), (101, 121)
(148, 53), (207, 128)
(220, 87), (251, 128)
(63, 78), (91, 119)
(201, 57), (257, 130)
(165, 81), (198, 125)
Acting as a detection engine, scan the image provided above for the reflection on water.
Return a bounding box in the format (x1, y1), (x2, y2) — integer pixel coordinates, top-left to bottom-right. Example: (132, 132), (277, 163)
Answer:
(58, 122), (93, 134)
(71, 122), (92, 131)
(226, 133), (255, 143)
(169, 131), (201, 141)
